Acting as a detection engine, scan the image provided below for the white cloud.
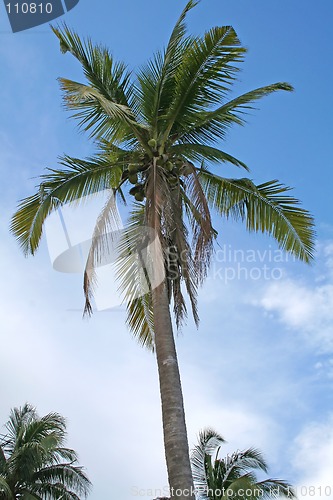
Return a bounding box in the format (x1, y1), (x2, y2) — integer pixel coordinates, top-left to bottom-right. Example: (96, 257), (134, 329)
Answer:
(251, 242), (333, 354)
(291, 416), (333, 499)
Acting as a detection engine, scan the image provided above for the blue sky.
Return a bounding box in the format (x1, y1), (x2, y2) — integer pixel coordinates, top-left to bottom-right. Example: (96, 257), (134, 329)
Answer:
(1, 1), (333, 499)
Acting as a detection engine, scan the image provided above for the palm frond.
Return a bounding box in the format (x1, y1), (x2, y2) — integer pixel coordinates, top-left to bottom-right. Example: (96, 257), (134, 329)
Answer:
(177, 83), (293, 144)
(32, 463), (91, 497)
(126, 294), (155, 350)
(59, 78), (138, 143)
(171, 143), (249, 170)
(52, 25), (149, 147)
(256, 478), (296, 498)
(0, 405), (90, 499)
(52, 24), (131, 107)
(182, 166), (215, 278)
(191, 428), (225, 497)
(0, 477), (13, 499)
(164, 25), (246, 140)
(83, 189), (122, 315)
(10, 155), (123, 255)
(220, 448), (268, 489)
(115, 203), (156, 350)
(137, 0), (197, 130)
(198, 171), (315, 262)
(191, 429), (296, 500)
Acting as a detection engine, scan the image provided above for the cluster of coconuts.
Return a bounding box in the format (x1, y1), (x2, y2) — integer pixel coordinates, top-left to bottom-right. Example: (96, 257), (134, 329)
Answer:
(125, 139), (193, 202)
(127, 163), (146, 202)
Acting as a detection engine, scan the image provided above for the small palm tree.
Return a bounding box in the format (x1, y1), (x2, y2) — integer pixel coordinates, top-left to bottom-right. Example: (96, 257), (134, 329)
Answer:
(11, 1), (315, 498)
(191, 428), (295, 499)
(0, 403), (91, 499)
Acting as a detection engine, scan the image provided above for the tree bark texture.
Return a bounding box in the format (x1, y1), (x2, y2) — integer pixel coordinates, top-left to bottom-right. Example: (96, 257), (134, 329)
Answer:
(152, 282), (195, 500)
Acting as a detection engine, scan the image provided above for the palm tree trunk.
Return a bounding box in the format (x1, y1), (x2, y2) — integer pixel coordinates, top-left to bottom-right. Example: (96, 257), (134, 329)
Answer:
(152, 281), (195, 500)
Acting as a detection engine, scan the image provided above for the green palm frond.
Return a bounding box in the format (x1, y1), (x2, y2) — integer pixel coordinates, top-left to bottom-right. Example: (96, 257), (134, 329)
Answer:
(136, 0), (197, 129)
(198, 170), (315, 262)
(191, 428), (295, 500)
(25, 482), (80, 500)
(52, 24), (132, 107)
(164, 25), (246, 140)
(32, 463), (91, 496)
(177, 83), (293, 144)
(220, 448), (268, 490)
(83, 189), (122, 315)
(126, 294), (155, 350)
(0, 405), (91, 499)
(10, 190), (59, 256)
(255, 478), (296, 498)
(115, 203), (155, 350)
(52, 24), (149, 147)
(58, 78), (138, 143)
(10, 155), (123, 255)
(171, 143), (249, 170)
(0, 446), (6, 472)
(191, 428), (225, 498)
(0, 477), (13, 499)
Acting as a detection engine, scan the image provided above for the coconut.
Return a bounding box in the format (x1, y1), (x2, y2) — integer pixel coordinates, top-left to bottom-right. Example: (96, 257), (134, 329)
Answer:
(148, 139), (157, 148)
(128, 173), (138, 184)
(134, 191), (145, 202)
(165, 161), (173, 172)
(129, 185), (141, 196)
(128, 164), (138, 174)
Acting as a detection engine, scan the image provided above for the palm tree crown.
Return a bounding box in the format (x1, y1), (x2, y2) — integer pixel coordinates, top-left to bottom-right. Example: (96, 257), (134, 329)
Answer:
(191, 428), (295, 499)
(11, 0), (314, 347)
(0, 403), (91, 499)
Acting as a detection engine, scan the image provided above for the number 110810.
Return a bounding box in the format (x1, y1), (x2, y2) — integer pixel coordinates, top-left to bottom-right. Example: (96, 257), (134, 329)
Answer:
(6, 3), (53, 14)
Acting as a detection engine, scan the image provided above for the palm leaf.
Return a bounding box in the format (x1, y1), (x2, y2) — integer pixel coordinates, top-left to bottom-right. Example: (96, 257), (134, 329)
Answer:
(171, 143), (249, 170)
(177, 83), (293, 144)
(10, 155), (123, 255)
(191, 428), (226, 498)
(83, 189), (122, 315)
(59, 78), (138, 143)
(255, 478), (296, 498)
(0, 477), (13, 499)
(32, 463), (91, 497)
(115, 204), (155, 350)
(191, 429), (295, 500)
(0, 405), (90, 499)
(52, 25), (149, 147)
(137, 0), (197, 130)
(198, 170), (315, 262)
(163, 25), (246, 141)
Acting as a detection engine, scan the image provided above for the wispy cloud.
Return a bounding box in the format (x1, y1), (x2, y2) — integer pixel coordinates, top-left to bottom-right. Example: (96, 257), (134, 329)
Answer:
(291, 415), (333, 498)
(250, 241), (333, 355)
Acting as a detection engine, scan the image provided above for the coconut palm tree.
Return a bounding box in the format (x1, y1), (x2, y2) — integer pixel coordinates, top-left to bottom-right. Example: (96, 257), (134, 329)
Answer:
(10, 1), (315, 499)
(0, 403), (91, 499)
(191, 428), (295, 499)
